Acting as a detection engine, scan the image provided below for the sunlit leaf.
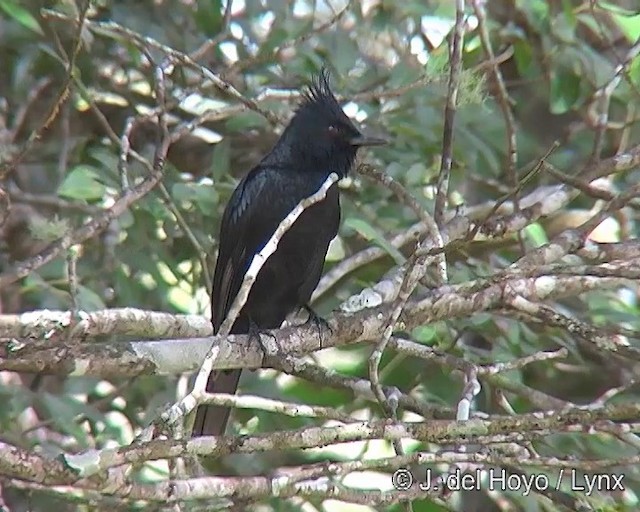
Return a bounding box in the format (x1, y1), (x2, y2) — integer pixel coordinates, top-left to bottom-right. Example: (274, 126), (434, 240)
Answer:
(412, 325), (437, 344)
(172, 182), (218, 214)
(0, 0), (42, 34)
(523, 222), (548, 247)
(613, 11), (640, 41)
(58, 166), (106, 200)
(344, 217), (404, 263)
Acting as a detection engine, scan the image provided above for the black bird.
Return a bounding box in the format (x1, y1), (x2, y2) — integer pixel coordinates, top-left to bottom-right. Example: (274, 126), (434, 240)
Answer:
(192, 70), (385, 437)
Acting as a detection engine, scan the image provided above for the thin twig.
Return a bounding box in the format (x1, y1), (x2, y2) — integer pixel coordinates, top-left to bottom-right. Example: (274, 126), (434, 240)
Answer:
(6, 77), (53, 143)
(41, 9), (279, 125)
(199, 391), (357, 422)
(8, 189), (101, 214)
(357, 164), (439, 242)
(365, 4), (467, 442)
(470, 141), (559, 240)
(0, 172), (166, 288)
(433, 0), (465, 227)
(471, 0), (524, 254)
(230, 0), (353, 74)
(157, 183), (213, 294)
(66, 245), (80, 318)
(588, 35), (640, 163)
(188, 0), (235, 62)
(0, 3), (90, 181)
(64, 402), (640, 478)
(312, 223), (422, 301)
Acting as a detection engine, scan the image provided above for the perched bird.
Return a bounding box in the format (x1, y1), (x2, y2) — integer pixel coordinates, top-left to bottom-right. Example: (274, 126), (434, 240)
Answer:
(192, 70), (385, 437)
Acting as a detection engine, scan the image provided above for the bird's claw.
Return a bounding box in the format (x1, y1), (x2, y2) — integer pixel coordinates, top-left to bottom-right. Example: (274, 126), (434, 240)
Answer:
(248, 320), (279, 358)
(302, 304), (332, 344)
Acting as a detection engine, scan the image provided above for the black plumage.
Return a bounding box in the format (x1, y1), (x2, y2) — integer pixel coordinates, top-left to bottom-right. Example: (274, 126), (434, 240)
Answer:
(192, 70), (385, 437)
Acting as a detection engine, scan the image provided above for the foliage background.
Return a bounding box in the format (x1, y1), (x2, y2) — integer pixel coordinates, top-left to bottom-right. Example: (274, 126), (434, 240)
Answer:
(1, 0), (640, 510)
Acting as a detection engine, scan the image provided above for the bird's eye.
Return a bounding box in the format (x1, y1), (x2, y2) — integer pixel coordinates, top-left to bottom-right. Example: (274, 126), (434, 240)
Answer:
(327, 125), (339, 135)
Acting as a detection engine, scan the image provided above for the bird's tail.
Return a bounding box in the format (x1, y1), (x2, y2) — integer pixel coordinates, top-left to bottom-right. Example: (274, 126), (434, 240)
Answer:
(192, 369), (242, 436)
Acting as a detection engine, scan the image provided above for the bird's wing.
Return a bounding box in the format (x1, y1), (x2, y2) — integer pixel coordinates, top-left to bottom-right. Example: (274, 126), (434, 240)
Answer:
(211, 165), (297, 333)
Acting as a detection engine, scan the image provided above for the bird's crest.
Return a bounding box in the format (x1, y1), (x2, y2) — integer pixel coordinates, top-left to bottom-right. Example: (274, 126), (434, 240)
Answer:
(298, 68), (346, 120)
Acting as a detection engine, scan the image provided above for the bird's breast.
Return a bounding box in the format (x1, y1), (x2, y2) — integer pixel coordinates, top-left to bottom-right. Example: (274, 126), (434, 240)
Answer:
(279, 183), (340, 250)
(239, 183), (340, 327)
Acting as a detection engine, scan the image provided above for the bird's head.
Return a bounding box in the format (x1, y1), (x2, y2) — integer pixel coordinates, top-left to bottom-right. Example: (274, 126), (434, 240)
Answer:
(277, 69), (386, 176)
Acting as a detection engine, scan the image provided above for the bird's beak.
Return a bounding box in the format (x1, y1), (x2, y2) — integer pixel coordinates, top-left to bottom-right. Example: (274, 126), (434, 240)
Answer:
(349, 134), (387, 147)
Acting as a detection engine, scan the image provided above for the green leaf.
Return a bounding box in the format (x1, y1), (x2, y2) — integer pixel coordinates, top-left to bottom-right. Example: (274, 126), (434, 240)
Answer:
(523, 222), (549, 247)
(29, 216), (69, 242)
(332, 32), (358, 77)
(412, 325), (437, 344)
(551, 9), (576, 43)
(326, 236), (346, 262)
(612, 11), (640, 41)
(629, 55), (640, 88)
(513, 40), (535, 78)
(38, 394), (92, 446)
(138, 196), (173, 221)
(343, 217), (404, 263)
(598, 1), (640, 17)
(260, 27), (291, 54)
(225, 111), (267, 132)
(549, 69), (581, 114)
(211, 138), (231, 180)
(58, 166), (106, 201)
(517, 0), (550, 31)
(0, 0), (43, 34)
(76, 285), (106, 311)
(195, 0), (223, 37)
(380, 64), (419, 91)
(172, 182), (218, 214)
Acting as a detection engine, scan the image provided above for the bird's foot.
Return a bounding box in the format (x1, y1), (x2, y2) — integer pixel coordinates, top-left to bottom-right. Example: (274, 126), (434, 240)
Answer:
(302, 304), (332, 344)
(248, 320), (279, 358)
